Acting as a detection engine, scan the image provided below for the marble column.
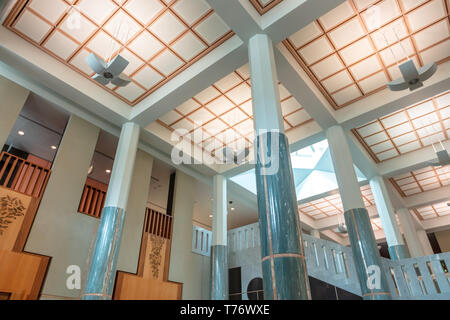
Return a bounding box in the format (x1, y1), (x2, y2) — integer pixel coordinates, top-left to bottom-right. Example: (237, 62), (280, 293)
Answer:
(326, 125), (391, 300)
(397, 208), (425, 257)
(82, 122), (140, 300)
(0, 75), (29, 148)
(369, 176), (409, 260)
(249, 34), (309, 300)
(211, 175), (228, 300)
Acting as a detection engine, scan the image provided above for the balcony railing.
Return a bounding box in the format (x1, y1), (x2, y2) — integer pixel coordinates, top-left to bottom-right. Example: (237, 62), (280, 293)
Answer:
(144, 208), (173, 240)
(78, 179), (107, 218)
(192, 225), (212, 257)
(0, 152), (50, 198)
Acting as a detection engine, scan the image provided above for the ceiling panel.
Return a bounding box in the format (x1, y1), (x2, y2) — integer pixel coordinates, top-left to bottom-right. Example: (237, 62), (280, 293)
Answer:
(4, 0), (233, 105)
(413, 201), (450, 220)
(284, 0), (450, 109)
(390, 164), (450, 196)
(353, 91), (449, 162)
(249, 0), (283, 15)
(156, 64), (314, 158)
(298, 184), (375, 220)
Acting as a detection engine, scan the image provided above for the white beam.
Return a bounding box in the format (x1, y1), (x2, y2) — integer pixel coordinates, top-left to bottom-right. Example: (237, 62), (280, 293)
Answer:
(379, 140), (450, 178)
(403, 185), (450, 209)
(339, 62), (450, 130)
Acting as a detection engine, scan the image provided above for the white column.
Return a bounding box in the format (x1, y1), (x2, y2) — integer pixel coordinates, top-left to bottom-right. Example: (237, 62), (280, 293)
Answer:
(397, 208), (425, 257)
(326, 126), (364, 211)
(104, 122), (140, 209)
(311, 229), (321, 239)
(417, 229), (434, 256)
(212, 175), (227, 246)
(370, 176), (405, 247)
(248, 34), (284, 133)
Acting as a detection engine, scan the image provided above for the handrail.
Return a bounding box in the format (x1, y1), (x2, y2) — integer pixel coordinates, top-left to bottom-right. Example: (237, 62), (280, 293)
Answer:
(144, 208), (173, 239)
(382, 253), (450, 300)
(0, 151), (50, 198)
(226, 221), (450, 299)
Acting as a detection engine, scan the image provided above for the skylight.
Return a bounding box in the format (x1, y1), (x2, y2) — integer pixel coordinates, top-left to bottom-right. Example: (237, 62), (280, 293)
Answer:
(230, 139), (367, 200)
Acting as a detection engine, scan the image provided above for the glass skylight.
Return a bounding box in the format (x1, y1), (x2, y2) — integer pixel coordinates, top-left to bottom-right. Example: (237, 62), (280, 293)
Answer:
(230, 139), (367, 200)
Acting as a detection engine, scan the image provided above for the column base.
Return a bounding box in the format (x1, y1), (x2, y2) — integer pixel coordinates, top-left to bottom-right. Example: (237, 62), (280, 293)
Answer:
(211, 245), (228, 300)
(344, 208), (392, 300)
(82, 206), (126, 300)
(388, 244), (410, 261)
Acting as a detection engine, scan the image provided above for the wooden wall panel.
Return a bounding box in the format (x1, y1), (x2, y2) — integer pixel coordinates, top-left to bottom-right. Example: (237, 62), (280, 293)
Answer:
(0, 187), (32, 251)
(0, 250), (50, 300)
(114, 273), (182, 300)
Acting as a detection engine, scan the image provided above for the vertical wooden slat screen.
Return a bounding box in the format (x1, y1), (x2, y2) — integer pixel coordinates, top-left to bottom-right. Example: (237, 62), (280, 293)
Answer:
(0, 152), (51, 198)
(143, 208), (173, 240)
(78, 179), (108, 218)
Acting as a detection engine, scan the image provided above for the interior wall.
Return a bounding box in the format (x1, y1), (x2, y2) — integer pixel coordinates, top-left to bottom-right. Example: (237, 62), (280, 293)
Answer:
(435, 230), (450, 253)
(147, 161), (171, 214)
(0, 75), (29, 148)
(24, 115), (100, 300)
(117, 149), (153, 273)
(168, 171), (210, 300)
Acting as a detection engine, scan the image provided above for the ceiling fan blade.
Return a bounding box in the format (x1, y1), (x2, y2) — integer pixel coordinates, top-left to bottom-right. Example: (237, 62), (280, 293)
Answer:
(387, 78), (409, 91)
(418, 62), (437, 82)
(111, 74), (131, 87)
(106, 55), (129, 76)
(92, 74), (110, 86)
(86, 53), (106, 74)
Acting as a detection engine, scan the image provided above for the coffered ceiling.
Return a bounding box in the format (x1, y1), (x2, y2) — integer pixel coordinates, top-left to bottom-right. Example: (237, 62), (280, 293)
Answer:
(283, 0), (450, 110)
(390, 164), (449, 196)
(248, 0), (283, 15)
(4, 0), (233, 105)
(156, 64), (314, 157)
(298, 184), (375, 220)
(353, 91), (449, 162)
(413, 201), (450, 220)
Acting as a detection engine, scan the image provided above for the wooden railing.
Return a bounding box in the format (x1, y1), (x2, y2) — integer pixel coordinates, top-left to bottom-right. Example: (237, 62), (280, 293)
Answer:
(78, 179), (107, 218)
(0, 152), (50, 198)
(143, 208), (173, 239)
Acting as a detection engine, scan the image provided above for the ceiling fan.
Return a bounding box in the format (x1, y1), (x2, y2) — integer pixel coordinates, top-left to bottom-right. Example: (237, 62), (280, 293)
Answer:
(387, 60), (437, 92)
(222, 147), (250, 165)
(86, 53), (131, 87)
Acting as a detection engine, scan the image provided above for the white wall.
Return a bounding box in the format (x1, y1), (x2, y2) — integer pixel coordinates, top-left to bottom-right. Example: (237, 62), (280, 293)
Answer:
(117, 149), (153, 273)
(168, 171), (210, 300)
(0, 74), (29, 148)
(25, 115), (100, 300)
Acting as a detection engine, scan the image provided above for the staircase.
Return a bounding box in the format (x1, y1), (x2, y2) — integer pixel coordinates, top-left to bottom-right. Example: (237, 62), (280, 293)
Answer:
(225, 222), (450, 300)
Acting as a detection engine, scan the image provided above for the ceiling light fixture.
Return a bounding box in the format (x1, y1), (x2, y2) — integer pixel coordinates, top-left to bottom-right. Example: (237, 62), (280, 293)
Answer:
(106, 169), (111, 174)
(51, 145), (57, 150)
(209, 215), (213, 218)
(18, 131), (24, 136)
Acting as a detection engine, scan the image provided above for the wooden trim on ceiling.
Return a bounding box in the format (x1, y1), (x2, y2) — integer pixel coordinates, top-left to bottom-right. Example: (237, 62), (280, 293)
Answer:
(248, 0), (283, 15)
(3, 0), (235, 106)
